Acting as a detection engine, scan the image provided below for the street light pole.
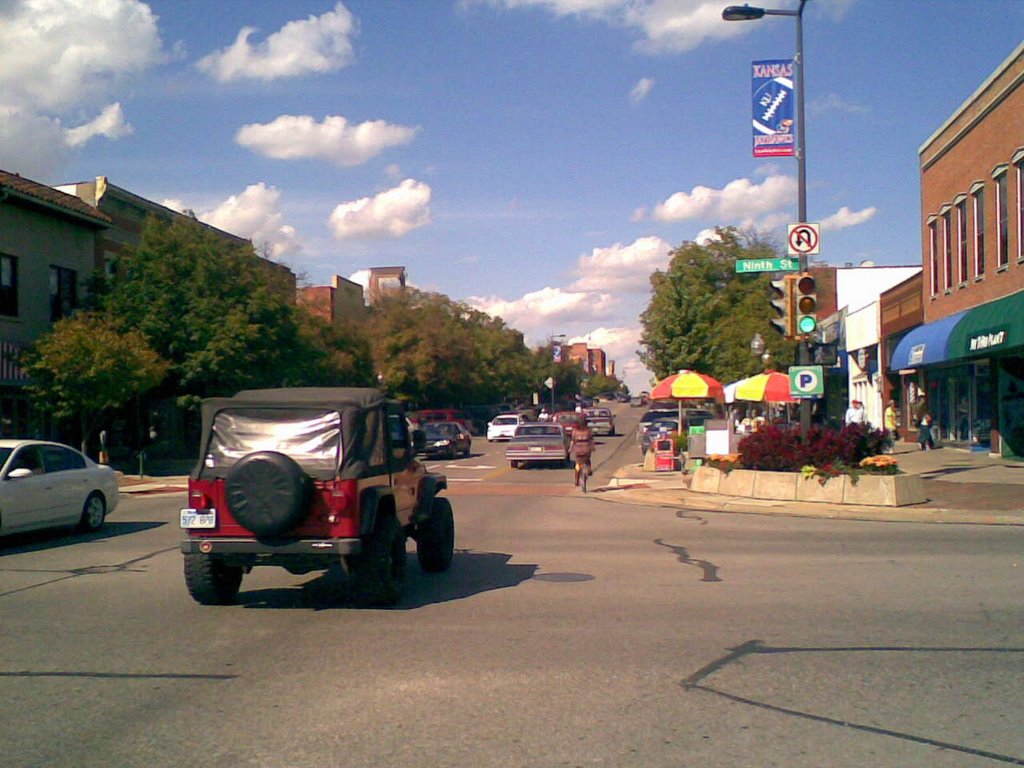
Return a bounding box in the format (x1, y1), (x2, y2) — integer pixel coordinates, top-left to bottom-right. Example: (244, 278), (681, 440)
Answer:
(724, 0), (812, 435)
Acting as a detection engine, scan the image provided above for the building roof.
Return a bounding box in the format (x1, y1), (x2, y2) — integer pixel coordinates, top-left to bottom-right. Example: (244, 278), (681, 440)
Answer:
(0, 169), (111, 227)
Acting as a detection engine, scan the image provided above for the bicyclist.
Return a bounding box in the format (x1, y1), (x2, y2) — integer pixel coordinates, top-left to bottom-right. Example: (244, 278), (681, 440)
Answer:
(570, 416), (594, 487)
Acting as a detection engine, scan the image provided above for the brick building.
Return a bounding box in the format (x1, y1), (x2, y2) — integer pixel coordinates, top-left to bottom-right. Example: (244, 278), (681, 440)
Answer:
(890, 41), (1024, 455)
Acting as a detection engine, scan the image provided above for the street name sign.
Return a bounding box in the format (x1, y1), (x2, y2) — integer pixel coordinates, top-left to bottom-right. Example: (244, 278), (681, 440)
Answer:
(735, 257), (799, 274)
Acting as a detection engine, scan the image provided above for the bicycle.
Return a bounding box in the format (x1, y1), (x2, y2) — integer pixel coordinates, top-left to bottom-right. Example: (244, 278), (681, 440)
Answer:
(574, 456), (592, 492)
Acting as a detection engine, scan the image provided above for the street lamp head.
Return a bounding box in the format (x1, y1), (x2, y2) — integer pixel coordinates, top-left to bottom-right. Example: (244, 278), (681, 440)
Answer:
(750, 332), (765, 355)
(722, 4), (766, 21)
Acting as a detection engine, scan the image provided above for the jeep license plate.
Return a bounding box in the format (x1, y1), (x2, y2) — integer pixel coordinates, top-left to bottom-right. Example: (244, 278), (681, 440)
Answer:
(180, 508), (216, 529)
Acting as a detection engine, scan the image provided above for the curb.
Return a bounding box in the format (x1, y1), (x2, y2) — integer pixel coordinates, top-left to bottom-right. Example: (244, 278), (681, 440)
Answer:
(601, 470), (1024, 526)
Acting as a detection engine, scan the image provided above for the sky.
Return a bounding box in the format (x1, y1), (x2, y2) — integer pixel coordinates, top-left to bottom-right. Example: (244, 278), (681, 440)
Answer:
(1, 0), (1022, 395)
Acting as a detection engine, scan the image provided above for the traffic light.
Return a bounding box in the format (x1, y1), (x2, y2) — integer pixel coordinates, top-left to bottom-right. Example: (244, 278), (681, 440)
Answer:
(794, 272), (818, 336)
(769, 275), (795, 338)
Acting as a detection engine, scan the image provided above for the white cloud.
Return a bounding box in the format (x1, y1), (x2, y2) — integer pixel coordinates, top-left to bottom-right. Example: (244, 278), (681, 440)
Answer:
(694, 228), (722, 245)
(329, 179), (432, 240)
(482, 0), (747, 54)
(236, 115), (417, 167)
(820, 205), (877, 231)
(809, 93), (868, 117)
(647, 174), (797, 222)
(468, 286), (618, 329)
(0, 106), (69, 178)
(197, 2), (356, 82)
(64, 103), (133, 147)
(629, 77), (655, 103)
(0, 0), (163, 112)
(166, 183), (302, 259)
(571, 236), (672, 292)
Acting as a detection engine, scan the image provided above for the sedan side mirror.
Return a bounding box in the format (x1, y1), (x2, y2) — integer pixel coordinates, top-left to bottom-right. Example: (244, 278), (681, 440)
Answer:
(7, 468), (34, 479)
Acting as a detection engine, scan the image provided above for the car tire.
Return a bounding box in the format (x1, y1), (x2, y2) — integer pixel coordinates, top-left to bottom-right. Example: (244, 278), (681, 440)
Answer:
(417, 497), (455, 573)
(183, 553), (243, 605)
(225, 451), (309, 537)
(510, 460), (519, 469)
(77, 492), (106, 532)
(350, 514), (405, 607)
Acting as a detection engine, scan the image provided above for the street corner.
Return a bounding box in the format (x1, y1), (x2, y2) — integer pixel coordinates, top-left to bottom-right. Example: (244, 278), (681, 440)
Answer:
(117, 475), (189, 495)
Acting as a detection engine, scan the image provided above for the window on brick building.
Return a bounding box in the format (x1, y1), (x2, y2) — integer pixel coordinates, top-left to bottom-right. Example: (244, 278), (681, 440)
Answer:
(971, 182), (986, 277)
(995, 167), (1009, 268)
(1015, 150), (1024, 262)
(941, 206), (953, 291)
(928, 217), (939, 296)
(955, 195), (968, 285)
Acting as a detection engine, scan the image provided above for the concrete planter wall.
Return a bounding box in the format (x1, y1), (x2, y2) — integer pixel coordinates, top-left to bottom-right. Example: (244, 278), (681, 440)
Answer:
(691, 466), (925, 507)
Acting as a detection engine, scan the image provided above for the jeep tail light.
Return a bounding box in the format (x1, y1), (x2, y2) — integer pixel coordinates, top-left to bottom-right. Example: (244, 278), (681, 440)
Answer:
(189, 489), (212, 509)
(326, 479), (357, 523)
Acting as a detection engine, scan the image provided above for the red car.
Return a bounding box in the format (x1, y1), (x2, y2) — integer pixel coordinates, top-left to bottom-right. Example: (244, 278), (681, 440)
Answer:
(409, 408), (474, 433)
(552, 411), (583, 437)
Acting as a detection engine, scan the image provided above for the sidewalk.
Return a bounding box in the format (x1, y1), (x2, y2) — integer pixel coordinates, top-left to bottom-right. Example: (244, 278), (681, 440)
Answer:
(602, 442), (1024, 526)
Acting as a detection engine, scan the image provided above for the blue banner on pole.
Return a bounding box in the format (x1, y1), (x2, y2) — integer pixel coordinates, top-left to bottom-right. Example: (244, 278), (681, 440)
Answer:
(552, 343), (562, 363)
(751, 59), (795, 158)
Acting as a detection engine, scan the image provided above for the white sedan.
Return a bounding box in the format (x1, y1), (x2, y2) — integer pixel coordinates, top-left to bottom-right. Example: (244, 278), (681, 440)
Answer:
(486, 414), (523, 441)
(0, 440), (119, 538)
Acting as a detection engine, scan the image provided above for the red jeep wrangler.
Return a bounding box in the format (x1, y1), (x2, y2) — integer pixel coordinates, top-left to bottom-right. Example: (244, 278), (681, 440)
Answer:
(180, 388), (454, 607)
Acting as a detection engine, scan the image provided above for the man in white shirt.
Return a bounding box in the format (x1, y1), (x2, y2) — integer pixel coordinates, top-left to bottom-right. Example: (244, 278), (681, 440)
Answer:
(845, 399), (866, 425)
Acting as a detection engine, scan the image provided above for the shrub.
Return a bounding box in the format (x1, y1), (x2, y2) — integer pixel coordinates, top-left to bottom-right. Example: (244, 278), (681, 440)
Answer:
(739, 422), (892, 474)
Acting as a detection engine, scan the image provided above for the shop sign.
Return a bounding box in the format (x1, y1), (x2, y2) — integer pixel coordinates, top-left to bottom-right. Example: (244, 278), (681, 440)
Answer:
(967, 326), (1009, 354)
(908, 344), (925, 365)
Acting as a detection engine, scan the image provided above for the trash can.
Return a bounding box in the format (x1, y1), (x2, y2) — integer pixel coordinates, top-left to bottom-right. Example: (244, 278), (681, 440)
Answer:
(654, 437), (677, 472)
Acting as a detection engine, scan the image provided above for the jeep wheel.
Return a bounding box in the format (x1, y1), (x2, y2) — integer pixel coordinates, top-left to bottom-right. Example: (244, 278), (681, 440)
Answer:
(225, 451), (309, 537)
(417, 497), (455, 573)
(350, 515), (406, 607)
(184, 553), (243, 605)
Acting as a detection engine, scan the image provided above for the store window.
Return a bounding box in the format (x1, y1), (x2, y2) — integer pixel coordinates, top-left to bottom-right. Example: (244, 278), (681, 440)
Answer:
(995, 165), (1009, 268)
(971, 182), (986, 277)
(0, 255), (17, 317)
(955, 196), (968, 285)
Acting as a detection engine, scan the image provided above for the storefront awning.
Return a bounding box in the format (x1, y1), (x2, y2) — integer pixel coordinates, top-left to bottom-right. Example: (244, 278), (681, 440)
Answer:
(947, 289), (1024, 360)
(889, 311), (968, 371)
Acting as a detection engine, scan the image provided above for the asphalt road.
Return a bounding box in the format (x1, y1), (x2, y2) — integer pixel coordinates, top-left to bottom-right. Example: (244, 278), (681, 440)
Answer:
(2, 404), (1023, 768)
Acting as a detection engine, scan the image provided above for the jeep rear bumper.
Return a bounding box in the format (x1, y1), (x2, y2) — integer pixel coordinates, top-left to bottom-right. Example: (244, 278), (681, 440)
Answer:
(181, 537), (362, 556)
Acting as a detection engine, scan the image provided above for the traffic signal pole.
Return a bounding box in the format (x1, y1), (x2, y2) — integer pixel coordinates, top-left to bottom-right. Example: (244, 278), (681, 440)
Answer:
(794, 1), (811, 439)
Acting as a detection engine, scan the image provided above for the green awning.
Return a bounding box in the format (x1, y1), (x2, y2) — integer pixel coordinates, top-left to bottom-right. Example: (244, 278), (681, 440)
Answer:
(947, 289), (1024, 359)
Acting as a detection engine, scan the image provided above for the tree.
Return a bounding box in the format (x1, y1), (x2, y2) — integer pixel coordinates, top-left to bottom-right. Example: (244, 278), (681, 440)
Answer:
(22, 313), (168, 454)
(363, 289), (538, 406)
(92, 217), (326, 397)
(639, 228), (798, 384)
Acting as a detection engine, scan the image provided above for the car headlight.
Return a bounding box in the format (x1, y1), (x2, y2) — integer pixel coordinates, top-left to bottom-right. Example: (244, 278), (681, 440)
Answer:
(433, 439), (451, 446)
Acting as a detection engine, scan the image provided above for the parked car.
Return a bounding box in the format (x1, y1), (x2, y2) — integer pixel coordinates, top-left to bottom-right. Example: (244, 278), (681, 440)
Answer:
(409, 408), (474, 434)
(506, 423), (570, 468)
(180, 388), (454, 607)
(637, 408), (677, 441)
(552, 410), (583, 437)
(487, 413), (524, 441)
(420, 421), (472, 459)
(640, 418), (680, 456)
(584, 407), (616, 436)
(0, 440), (119, 539)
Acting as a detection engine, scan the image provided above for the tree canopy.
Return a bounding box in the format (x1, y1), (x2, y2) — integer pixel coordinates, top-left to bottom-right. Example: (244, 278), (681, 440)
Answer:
(639, 228), (798, 384)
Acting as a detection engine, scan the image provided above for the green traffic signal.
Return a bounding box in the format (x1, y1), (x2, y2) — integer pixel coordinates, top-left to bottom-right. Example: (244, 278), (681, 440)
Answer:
(794, 273), (817, 336)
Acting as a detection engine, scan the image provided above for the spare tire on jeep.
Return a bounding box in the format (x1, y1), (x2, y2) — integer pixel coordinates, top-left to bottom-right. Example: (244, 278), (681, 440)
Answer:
(225, 451), (310, 537)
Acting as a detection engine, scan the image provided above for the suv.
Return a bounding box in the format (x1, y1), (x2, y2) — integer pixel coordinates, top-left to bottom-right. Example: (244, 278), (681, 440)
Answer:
(180, 388), (454, 607)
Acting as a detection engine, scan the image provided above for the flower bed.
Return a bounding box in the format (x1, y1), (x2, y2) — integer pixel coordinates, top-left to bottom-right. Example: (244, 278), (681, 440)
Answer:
(693, 424), (924, 507)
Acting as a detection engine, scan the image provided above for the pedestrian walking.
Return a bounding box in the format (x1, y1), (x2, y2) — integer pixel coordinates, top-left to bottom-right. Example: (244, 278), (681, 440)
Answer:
(918, 412), (934, 450)
(884, 399), (899, 446)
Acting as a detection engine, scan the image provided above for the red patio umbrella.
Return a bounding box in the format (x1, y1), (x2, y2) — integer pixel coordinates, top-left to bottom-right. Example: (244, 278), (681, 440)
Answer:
(650, 369), (725, 401)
